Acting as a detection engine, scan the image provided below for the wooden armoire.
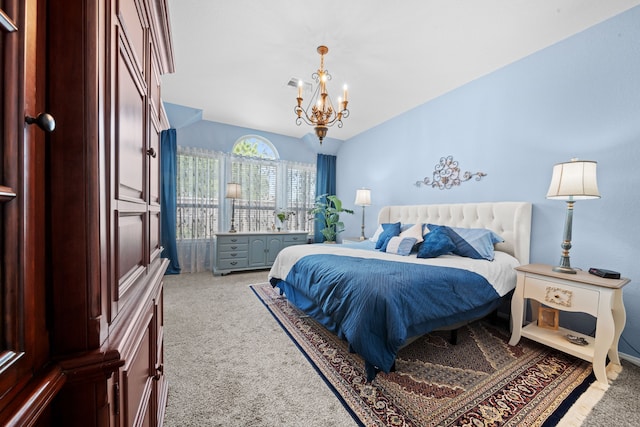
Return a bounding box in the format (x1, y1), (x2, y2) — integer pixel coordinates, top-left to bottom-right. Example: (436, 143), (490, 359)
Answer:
(0, 0), (175, 425)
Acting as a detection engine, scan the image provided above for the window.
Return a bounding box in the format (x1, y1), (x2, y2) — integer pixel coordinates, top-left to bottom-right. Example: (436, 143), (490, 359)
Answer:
(231, 134), (278, 159)
(174, 136), (316, 271)
(284, 163), (316, 231)
(176, 147), (221, 240)
(230, 136), (278, 231)
(230, 136), (315, 233)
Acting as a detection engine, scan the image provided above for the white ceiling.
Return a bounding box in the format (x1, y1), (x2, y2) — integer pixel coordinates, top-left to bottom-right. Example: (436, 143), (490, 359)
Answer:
(161, 0), (640, 141)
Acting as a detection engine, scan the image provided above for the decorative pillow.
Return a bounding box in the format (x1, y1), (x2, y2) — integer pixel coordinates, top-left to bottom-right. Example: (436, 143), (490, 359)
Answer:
(375, 222), (401, 250)
(385, 237), (418, 256)
(428, 224), (504, 261)
(400, 223), (414, 232)
(369, 225), (384, 243)
(399, 223), (424, 244)
(416, 227), (456, 258)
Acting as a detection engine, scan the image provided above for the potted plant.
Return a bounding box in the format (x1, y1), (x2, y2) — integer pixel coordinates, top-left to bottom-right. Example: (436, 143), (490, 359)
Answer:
(274, 209), (295, 231)
(309, 194), (354, 242)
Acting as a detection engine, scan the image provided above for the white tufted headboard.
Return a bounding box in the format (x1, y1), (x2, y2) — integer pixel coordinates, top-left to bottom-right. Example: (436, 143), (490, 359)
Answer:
(377, 202), (532, 264)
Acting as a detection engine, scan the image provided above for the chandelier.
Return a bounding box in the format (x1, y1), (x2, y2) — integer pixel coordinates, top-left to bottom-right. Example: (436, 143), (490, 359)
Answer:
(294, 45), (350, 144)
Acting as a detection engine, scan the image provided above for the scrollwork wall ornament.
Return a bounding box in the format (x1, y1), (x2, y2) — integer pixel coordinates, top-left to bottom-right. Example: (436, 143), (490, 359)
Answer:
(414, 155), (486, 190)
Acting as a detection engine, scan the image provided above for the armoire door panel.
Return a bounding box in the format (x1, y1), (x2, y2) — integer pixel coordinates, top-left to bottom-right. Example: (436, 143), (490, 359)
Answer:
(148, 119), (160, 206)
(149, 208), (161, 263)
(117, 0), (147, 79)
(117, 37), (146, 203)
(153, 284), (165, 424)
(117, 212), (145, 296)
(122, 316), (153, 427)
(149, 50), (161, 123)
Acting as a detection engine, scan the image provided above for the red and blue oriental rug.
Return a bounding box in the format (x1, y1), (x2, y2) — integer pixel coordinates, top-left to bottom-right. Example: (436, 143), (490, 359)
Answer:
(251, 282), (608, 427)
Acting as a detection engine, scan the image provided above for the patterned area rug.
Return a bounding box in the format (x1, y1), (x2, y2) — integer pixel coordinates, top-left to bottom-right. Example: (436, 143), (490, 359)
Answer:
(251, 282), (596, 427)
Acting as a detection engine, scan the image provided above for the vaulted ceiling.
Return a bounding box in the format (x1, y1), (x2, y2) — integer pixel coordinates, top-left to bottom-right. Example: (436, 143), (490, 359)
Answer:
(161, 1), (640, 141)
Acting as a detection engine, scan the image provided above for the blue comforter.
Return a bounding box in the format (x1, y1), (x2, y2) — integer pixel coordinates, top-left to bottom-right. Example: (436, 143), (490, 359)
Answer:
(271, 254), (501, 380)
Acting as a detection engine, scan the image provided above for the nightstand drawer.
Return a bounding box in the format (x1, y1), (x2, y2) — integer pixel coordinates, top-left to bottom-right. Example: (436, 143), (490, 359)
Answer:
(523, 276), (599, 315)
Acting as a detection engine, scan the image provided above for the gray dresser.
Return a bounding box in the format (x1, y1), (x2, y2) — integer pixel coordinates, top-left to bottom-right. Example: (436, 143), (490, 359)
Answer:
(212, 231), (308, 275)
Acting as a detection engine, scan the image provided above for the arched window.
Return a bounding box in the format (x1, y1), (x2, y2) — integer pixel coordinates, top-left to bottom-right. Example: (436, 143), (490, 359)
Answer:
(231, 135), (279, 159)
(229, 135), (314, 234)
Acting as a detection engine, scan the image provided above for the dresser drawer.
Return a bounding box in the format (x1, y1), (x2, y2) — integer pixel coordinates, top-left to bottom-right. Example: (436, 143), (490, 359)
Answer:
(218, 243), (248, 252)
(217, 250), (248, 260)
(217, 258), (248, 269)
(523, 276), (599, 315)
(217, 235), (249, 245)
(283, 234), (306, 245)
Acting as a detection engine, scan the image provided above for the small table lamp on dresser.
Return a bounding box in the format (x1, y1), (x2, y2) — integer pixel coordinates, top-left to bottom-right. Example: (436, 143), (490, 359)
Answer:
(225, 182), (241, 233)
(354, 188), (371, 240)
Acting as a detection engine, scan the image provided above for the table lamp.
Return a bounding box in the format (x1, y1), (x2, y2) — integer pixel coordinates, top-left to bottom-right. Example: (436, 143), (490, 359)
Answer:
(546, 159), (600, 273)
(354, 188), (371, 240)
(225, 183), (241, 233)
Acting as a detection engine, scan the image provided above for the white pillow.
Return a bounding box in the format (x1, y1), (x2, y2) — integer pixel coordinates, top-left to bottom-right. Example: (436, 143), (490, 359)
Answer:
(400, 223), (424, 243)
(369, 225), (383, 243)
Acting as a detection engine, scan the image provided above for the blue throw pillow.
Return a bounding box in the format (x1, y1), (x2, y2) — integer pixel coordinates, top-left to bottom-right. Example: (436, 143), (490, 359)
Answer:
(385, 236), (418, 256)
(417, 227), (456, 258)
(375, 222), (401, 250)
(428, 224), (504, 261)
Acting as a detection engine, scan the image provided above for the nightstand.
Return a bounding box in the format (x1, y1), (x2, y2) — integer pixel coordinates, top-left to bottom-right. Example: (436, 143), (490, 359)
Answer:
(509, 263), (630, 384)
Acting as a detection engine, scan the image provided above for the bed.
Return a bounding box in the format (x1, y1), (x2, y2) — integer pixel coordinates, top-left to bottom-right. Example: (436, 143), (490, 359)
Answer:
(268, 201), (532, 380)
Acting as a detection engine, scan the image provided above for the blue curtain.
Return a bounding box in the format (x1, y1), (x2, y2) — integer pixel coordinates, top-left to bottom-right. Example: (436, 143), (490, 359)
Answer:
(314, 154), (337, 242)
(160, 129), (181, 274)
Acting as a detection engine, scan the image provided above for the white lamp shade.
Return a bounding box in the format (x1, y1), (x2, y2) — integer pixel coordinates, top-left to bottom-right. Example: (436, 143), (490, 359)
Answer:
(225, 182), (241, 199)
(354, 188), (371, 206)
(546, 159), (600, 200)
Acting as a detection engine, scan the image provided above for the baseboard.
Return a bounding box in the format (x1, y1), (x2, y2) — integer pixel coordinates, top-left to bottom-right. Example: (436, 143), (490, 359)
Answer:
(619, 351), (640, 367)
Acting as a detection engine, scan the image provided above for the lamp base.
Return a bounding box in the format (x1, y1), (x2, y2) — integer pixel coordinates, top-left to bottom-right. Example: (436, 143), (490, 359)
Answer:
(359, 236), (365, 241)
(228, 229), (237, 233)
(552, 265), (577, 274)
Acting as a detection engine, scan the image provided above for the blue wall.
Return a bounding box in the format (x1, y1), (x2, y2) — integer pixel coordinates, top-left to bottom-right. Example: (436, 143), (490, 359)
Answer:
(166, 103), (344, 163)
(167, 6), (640, 361)
(337, 6), (640, 361)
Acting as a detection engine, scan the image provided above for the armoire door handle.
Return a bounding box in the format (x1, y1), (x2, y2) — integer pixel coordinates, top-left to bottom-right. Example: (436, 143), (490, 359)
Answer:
(25, 112), (55, 132)
(0, 185), (16, 202)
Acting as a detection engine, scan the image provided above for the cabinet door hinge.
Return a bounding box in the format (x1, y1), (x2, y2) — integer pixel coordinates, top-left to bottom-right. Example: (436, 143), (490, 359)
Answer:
(113, 383), (120, 415)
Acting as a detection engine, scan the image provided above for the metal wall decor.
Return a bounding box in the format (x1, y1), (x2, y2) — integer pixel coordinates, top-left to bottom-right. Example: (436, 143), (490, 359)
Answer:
(415, 155), (486, 190)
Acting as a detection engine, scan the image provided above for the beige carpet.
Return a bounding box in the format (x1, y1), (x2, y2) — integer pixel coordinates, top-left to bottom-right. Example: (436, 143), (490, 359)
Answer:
(162, 271), (640, 426)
